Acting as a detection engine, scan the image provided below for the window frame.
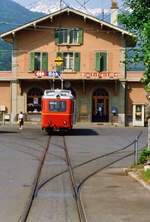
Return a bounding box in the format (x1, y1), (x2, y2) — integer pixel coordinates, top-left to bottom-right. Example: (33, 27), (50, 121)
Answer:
(27, 88), (43, 113)
(29, 51), (48, 72)
(95, 51), (108, 72)
(55, 28), (83, 45)
(63, 52), (74, 72)
(56, 51), (80, 72)
(49, 100), (67, 112)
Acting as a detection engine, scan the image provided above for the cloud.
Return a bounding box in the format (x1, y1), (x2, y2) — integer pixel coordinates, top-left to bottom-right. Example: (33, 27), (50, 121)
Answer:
(29, 1), (110, 17)
(14, 0), (110, 17)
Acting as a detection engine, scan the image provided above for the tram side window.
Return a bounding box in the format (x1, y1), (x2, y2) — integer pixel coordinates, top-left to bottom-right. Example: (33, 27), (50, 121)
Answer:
(49, 101), (66, 112)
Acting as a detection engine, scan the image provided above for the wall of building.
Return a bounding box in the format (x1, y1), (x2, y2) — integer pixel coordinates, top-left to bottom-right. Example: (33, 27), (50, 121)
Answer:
(0, 82), (11, 112)
(1, 11), (147, 126)
(16, 13), (122, 77)
(127, 82), (147, 114)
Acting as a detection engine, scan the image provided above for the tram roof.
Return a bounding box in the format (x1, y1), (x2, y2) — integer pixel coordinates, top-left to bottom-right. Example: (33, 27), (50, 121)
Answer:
(42, 89), (74, 99)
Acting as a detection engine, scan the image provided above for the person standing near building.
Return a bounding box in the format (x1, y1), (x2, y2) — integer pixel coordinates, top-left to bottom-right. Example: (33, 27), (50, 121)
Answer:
(18, 111), (24, 129)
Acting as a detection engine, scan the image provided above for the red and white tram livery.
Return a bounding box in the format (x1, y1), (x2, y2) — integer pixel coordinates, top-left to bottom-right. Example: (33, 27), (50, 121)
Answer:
(42, 89), (75, 131)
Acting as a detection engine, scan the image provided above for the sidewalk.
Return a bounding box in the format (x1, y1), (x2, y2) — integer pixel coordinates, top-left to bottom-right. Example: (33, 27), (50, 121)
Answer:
(0, 121), (130, 129)
(81, 168), (150, 222)
(128, 169), (150, 192)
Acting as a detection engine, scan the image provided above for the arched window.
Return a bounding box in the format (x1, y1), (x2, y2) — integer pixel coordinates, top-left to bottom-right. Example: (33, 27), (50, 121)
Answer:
(27, 88), (43, 113)
(93, 88), (108, 96)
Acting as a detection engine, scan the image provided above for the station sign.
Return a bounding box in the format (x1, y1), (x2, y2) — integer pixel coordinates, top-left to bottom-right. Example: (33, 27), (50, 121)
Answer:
(35, 71), (61, 78)
(35, 71), (46, 77)
(47, 71), (61, 77)
(83, 72), (119, 79)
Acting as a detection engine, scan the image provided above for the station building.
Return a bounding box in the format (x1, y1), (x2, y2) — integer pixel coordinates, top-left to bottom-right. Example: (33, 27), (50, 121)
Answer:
(0, 4), (147, 126)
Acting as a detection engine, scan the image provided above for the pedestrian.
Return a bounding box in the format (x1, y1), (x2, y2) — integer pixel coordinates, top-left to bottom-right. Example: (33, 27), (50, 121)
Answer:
(18, 111), (24, 129)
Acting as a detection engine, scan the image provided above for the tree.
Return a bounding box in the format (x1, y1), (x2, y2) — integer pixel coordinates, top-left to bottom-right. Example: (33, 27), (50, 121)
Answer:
(118, 0), (150, 90)
(119, 0), (150, 150)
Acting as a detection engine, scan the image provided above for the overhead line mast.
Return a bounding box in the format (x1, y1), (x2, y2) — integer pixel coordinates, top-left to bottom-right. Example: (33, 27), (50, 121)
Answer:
(60, 0), (63, 9)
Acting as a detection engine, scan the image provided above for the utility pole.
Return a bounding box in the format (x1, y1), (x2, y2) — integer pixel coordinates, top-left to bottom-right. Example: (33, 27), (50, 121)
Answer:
(60, 0), (62, 9)
(102, 9), (104, 20)
(84, 0), (85, 7)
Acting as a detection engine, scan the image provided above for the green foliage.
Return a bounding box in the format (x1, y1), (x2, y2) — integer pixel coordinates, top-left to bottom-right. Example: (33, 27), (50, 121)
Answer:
(118, 0), (150, 33)
(138, 148), (150, 164)
(140, 169), (150, 183)
(119, 0), (150, 88)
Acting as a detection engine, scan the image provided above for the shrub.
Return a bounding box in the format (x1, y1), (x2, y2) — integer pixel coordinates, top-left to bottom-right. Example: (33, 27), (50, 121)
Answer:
(138, 148), (150, 164)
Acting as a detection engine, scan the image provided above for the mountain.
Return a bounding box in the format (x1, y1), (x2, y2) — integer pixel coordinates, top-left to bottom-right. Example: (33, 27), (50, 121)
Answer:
(0, 0), (45, 34)
(0, 0), (45, 71)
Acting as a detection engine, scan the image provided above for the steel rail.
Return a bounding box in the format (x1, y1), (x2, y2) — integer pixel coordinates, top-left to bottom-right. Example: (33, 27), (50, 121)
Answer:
(19, 136), (51, 222)
(63, 136), (87, 222)
(37, 130), (143, 192)
(77, 150), (135, 193)
(76, 151), (135, 221)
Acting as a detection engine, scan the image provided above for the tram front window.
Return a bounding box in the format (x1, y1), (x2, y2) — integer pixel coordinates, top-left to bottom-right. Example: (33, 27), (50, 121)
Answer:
(49, 101), (66, 112)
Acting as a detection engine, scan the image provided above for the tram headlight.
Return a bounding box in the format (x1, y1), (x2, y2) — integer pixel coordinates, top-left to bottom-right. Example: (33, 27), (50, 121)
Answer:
(48, 121), (51, 125)
(64, 121), (67, 125)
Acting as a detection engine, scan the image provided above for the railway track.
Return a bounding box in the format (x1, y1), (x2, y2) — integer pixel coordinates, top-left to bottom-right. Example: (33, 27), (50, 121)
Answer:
(63, 136), (87, 222)
(19, 131), (143, 222)
(20, 135), (87, 222)
(20, 136), (51, 222)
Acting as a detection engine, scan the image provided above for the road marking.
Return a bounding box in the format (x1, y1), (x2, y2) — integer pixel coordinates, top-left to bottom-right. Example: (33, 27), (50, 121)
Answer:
(44, 161), (66, 165)
(38, 193), (73, 198)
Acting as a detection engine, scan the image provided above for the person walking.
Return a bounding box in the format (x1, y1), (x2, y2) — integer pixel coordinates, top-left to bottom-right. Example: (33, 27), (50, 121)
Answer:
(18, 111), (24, 129)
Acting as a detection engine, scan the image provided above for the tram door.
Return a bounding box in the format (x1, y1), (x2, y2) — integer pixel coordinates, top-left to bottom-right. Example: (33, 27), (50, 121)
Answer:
(93, 96), (109, 122)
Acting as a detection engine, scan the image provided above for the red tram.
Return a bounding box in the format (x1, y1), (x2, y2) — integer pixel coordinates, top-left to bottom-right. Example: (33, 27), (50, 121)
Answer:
(42, 89), (75, 132)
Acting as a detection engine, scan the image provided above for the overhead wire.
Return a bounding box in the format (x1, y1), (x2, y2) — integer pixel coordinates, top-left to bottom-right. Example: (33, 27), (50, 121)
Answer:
(73, 0), (94, 16)
(0, 0), (128, 28)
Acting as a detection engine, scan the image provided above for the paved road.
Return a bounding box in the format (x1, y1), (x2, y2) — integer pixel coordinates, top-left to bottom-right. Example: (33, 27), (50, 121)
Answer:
(0, 125), (149, 222)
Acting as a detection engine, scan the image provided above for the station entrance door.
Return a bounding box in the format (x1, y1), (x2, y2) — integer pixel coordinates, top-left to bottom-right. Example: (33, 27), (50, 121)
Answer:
(92, 89), (109, 122)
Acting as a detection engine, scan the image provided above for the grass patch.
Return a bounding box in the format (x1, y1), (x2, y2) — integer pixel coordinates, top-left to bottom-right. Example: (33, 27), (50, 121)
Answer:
(140, 169), (150, 184)
(130, 162), (143, 169)
(138, 148), (150, 164)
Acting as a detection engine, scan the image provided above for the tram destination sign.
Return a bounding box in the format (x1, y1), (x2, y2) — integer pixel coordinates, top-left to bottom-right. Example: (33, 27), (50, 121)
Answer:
(35, 71), (61, 78)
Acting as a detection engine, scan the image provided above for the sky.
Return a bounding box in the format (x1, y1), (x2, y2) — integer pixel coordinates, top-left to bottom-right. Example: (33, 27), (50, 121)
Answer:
(13, 0), (124, 11)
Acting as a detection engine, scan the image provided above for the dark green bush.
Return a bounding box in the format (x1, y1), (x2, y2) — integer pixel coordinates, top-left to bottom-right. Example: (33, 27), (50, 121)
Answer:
(138, 148), (150, 164)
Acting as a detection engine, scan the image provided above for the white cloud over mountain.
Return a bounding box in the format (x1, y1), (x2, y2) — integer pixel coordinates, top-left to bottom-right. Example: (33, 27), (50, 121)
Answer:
(29, 1), (61, 14)
(13, 0), (110, 17)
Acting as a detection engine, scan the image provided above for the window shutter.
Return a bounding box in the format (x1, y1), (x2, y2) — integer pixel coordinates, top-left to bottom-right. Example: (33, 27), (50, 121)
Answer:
(100, 52), (107, 71)
(56, 52), (63, 72)
(42, 52), (48, 71)
(78, 29), (83, 44)
(55, 29), (60, 45)
(30, 52), (35, 72)
(95, 52), (100, 72)
(74, 52), (80, 72)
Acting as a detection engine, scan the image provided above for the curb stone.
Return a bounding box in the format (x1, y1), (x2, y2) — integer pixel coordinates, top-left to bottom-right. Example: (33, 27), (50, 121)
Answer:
(126, 169), (150, 193)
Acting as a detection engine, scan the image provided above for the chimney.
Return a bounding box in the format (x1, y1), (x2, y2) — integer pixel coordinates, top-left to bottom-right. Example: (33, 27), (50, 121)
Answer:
(111, 1), (118, 26)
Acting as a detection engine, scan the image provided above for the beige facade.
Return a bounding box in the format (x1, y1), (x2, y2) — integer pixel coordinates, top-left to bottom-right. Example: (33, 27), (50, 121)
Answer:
(0, 81), (11, 112)
(0, 8), (147, 126)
